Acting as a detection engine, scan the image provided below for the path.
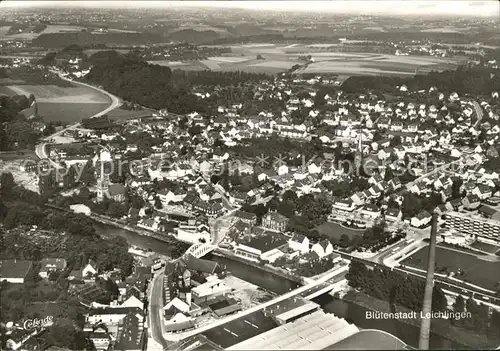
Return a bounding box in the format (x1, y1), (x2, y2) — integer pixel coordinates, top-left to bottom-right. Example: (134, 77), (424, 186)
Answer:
(34, 70), (122, 167)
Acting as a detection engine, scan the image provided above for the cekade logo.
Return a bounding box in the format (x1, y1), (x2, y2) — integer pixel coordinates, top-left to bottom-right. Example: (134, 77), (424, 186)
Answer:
(23, 316), (54, 330)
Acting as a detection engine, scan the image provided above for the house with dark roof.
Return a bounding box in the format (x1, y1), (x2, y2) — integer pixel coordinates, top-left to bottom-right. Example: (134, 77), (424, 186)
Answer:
(39, 258), (66, 279)
(234, 210), (257, 225)
(411, 211), (432, 228)
(235, 232), (288, 262)
(462, 194), (481, 210)
(108, 183), (126, 202)
(114, 312), (145, 351)
(262, 212), (289, 232)
(89, 326), (111, 351)
(289, 233), (310, 254)
(385, 208), (402, 222)
(478, 205), (498, 219)
(0, 260), (33, 284)
(87, 307), (144, 325)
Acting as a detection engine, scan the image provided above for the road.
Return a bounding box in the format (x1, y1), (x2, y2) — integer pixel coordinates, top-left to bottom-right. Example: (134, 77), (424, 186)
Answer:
(148, 268), (170, 349)
(34, 70), (122, 166)
(210, 207), (240, 245)
(471, 100), (484, 128)
(162, 265), (348, 343)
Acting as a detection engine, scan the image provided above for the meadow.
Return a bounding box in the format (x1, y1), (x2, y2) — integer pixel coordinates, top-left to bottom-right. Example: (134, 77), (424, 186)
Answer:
(37, 102), (110, 123)
(314, 221), (363, 241)
(401, 246), (500, 291)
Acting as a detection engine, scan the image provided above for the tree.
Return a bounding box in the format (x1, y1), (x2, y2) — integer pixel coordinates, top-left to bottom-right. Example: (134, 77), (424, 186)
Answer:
(389, 135), (402, 147)
(453, 294), (465, 312)
(0, 172), (15, 198)
(339, 234), (351, 247)
(79, 161), (96, 186)
(154, 196), (163, 209)
(45, 319), (86, 350)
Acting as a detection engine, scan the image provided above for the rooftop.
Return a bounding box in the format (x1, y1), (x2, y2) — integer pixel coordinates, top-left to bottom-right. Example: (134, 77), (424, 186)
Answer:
(323, 329), (407, 350)
(238, 233), (288, 252)
(0, 260), (32, 279)
(227, 310), (359, 350)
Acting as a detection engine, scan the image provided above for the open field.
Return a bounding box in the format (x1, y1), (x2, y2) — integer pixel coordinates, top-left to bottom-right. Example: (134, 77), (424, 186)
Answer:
(401, 246), (500, 291)
(4, 85), (110, 104)
(0, 84), (111, 122)
(0, 24), (85, 41)
(37, 102), (110, 123)
(148, 60), (208, 71)
(470, 241), (500, 254)
(314, 221), (363, 241)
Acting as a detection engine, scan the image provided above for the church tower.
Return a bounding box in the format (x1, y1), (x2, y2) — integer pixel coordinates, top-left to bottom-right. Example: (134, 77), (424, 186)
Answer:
(96, 149), (111, 202)
(354, 130), (363, 173)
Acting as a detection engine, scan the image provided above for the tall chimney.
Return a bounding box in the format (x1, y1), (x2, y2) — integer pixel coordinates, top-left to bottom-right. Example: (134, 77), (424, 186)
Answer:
(418, 212), (438, 350)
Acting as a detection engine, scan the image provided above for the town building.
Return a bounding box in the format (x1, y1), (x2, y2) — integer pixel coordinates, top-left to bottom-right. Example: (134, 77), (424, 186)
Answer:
(445, 211), (500, 243)
(39, 258), (67, 279)
(262, 212), (289, 232)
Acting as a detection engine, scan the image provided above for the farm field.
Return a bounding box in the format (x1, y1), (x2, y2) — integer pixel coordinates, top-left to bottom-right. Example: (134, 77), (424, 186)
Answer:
(401, 246), (500, 291)
(314, 221), (363, 242)
(148, 60), (208, 71)
(470, 241), (500, 254)
(184, 43), (463, 75)
(0, 24), (84, 41)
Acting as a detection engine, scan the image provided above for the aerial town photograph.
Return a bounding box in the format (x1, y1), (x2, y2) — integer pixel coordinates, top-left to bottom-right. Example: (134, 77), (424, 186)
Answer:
(0, 0), (499, 350)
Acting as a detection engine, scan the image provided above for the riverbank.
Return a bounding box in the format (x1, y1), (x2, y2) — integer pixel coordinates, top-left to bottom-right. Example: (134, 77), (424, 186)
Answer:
(342, 289), (499, 349)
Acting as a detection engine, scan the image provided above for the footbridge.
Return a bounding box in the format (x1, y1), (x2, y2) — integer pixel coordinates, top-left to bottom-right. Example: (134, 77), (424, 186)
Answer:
(184, 243), (216, 258)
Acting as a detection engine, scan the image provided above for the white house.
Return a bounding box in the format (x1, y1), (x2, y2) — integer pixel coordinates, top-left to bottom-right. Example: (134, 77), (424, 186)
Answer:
(385, 208), (402, 222)
(411, 211), (432, 228)
(311, 239), (334, 258)
(82, 260), (98, 279)
(121, 295), (144, 309)
(288, 233), (309, 254)
(361, 204), (380, 219)
(333, 198), (356, 212)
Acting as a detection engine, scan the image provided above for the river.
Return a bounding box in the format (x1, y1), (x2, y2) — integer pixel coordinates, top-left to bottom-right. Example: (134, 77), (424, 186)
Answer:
(94, 222), (469, 349)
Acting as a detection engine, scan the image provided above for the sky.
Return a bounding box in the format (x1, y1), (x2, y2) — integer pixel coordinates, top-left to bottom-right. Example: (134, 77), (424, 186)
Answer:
(1, 0), (499, 17)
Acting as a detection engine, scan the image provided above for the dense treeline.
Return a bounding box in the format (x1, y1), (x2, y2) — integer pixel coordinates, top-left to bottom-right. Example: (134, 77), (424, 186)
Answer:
(342, 67), (500, 96)
(346, 261), (500, 340)
(84, 51), (272, 114)
(0, 94), (41, 150)
(347, 260), (447, 312)
(0, 172), (133, 276)
(32, 32), (166, 48)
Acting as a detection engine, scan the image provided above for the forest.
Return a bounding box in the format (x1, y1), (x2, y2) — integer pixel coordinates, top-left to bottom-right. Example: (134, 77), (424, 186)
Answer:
(83, 50), (271, 114)
(342, 66), (500, 96)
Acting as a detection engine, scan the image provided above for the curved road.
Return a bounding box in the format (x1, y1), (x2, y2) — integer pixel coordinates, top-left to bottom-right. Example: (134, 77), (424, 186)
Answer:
(35, 71), (122, 167)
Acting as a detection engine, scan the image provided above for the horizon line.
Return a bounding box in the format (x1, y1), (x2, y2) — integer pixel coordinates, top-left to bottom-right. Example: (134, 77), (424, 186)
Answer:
(1, 1), (499, 18)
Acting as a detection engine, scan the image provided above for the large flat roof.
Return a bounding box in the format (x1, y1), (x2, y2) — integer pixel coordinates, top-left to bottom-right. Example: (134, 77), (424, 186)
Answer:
(227, 310), (359, 350)
(323, 329), (407, 350)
